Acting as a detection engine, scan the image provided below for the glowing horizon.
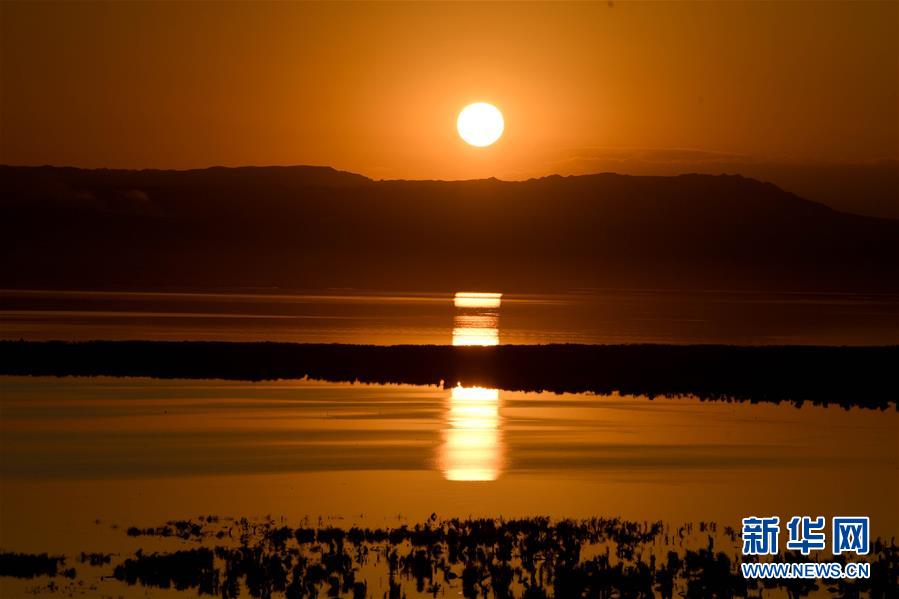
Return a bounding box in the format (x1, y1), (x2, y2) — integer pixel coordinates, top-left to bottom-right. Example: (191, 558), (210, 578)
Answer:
(5, 3), (892, 183)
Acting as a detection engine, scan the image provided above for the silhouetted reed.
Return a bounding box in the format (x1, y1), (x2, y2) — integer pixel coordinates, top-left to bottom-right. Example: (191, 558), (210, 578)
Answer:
(78, 552), (112, 566)
(0, 552), (75, 579)
(4, 516), (894, 597)
(114, 548), (216, 595)
(126, 519), (206, 540)
(2, 341), (897, 409)
(96, 516), (899, 598)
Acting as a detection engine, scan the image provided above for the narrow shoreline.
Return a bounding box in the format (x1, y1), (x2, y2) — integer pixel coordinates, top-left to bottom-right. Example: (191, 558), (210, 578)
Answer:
(1, 340), (896, 409)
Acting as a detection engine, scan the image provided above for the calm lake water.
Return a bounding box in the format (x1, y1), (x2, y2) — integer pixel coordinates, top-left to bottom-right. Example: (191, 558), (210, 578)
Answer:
(2, 288), (897, 345)
(0, 376), (896, 597)
(1, 289), (896, 596)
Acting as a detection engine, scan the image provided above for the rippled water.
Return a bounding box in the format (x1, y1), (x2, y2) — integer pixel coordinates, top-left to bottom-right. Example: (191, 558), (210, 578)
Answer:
(1, 288), (896, 596)
(1, 376), (896, 557)
(2, 288), (897, 345)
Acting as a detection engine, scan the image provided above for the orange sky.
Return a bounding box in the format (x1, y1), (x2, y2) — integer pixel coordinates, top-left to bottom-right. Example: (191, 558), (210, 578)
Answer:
(1, 1), (896, 180)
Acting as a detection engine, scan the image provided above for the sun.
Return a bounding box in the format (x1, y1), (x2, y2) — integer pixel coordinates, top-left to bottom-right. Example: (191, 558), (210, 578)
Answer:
(457, 102), (504, 147)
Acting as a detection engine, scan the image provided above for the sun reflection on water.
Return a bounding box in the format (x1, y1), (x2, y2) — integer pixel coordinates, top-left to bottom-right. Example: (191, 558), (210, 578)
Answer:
(453, 292), (502, 309)
(441, 292), (505, 481)
(441, 385), (503, 481)
(452, 292), (501, 347)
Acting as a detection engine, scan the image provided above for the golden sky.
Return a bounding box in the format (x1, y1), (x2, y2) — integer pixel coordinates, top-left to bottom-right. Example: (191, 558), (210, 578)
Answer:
(2, 1), (896, 180)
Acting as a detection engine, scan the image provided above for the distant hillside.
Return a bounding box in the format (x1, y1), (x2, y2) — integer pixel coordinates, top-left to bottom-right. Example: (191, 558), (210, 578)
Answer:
(1, 165), (897, 292)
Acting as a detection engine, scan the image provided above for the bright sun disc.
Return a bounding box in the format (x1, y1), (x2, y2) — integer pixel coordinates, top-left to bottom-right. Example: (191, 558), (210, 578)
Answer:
(457, 102), (504, 147)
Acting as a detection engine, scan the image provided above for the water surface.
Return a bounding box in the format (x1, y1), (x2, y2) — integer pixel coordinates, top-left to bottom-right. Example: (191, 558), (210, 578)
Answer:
(1, 375), (896, 558)
(3, 288), (896, 345)
(1, 288), (896, 597)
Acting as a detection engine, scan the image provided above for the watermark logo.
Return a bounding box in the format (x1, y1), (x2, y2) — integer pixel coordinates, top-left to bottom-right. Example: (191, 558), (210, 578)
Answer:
(832, 517), (869, 556)
(742, 516), (780, 556)
(785, 516), (826, 555)
(740, 515), (870, 579)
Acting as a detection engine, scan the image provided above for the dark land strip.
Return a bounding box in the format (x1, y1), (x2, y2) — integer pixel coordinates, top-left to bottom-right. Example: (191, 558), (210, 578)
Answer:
(1, 341), (896, 409)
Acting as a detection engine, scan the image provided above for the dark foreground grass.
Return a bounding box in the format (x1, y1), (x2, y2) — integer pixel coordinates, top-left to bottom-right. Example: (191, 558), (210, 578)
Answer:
(0, 553), (74, 580)
(4, 516), (896, 598)
(1, 340), (896, 409)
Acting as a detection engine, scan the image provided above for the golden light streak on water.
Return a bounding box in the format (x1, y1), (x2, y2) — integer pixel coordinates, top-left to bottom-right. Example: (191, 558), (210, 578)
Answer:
(442, 292), (505, 480)
(452, 292), (501, 346)
(440, 385), (503, 481)
(453, 292), (502, 309)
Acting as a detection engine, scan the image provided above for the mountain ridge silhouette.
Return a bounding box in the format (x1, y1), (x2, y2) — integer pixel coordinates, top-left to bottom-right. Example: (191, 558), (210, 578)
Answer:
(2, 165), (896, 292)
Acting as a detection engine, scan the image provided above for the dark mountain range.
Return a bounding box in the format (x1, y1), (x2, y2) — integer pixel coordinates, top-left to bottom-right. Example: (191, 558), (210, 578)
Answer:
(1, 165), (897, 292)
